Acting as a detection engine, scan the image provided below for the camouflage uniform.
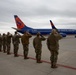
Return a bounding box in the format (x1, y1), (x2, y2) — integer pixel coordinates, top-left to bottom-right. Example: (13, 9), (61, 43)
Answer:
(12, 32), (21, 57)
(47, 29), (62, 68)
(2, 33), (7, 53)
(21, 32), (32, 59)
(33, 32), (46, 63)
(6, 32), (12, 55)
(0, 34), (2, 52)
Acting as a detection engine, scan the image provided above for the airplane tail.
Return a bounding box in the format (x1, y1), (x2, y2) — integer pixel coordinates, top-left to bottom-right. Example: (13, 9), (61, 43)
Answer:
(50, 20), (56, 29)
(14, 15), (25, 29)
(50, 20), (59, 33)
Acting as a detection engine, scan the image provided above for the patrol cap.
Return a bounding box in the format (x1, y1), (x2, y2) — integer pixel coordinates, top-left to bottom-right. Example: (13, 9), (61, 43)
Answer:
(37, 32), (41, 36)
(7, 32), (10, 34)
(24, 31), (28, 34)
(51, 29), (57, 34)
(3, 33), (5, 35)
(15, 31), (17, 34)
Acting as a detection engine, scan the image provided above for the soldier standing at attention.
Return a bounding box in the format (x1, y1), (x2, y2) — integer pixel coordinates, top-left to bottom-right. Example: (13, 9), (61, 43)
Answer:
(0, 34), (2, 52)
(47, 29), (62, 68)
(6, 32), (12, 55)
(12, 31), (21, 57)
(2, 33), (7, 53)
(21, 31), (32, 59)
(33, 32), (46, 63)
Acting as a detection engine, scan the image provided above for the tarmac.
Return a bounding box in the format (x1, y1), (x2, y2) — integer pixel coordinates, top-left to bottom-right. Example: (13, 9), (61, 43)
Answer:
(0, 35), (76, 75)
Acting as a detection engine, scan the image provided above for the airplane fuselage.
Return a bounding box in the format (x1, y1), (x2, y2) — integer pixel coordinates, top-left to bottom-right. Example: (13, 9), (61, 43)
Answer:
(19, 27), (76, 35)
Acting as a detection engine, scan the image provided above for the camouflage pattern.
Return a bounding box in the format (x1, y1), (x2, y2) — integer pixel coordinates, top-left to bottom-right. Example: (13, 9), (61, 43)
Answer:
(0, 34), (2, 52)
(12, 32), (21, 57)
(6, 32), (12, 54)
(2, 33), (7, 53)
(33, 33), (46, 63)
(47, 29), (62, 68)
(21, 32), (32, 59)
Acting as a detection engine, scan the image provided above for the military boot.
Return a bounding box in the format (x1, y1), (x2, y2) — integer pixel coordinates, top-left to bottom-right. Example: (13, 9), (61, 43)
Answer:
(53, 65), (58, 68)
(53, 62), (58, 68)
(0, 50), (2, 52)
(7, 52), (11, 55)
(37, 59), (42, 63)
(51, 62), (54, 68)
(51, 64), (54, 68)
(24, 57), (29, 59)
(7, 50), (11, 55)
(24, 55), (29, 59)
(51, 62), (57, 68)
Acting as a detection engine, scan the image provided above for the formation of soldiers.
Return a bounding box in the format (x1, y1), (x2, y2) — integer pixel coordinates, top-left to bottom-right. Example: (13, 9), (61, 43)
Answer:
(0, 29), (62, 68)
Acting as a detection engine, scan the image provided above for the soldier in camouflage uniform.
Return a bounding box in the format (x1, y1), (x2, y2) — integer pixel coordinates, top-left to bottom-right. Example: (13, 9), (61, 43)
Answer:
(12, 31), (21, 57)
(0, 34), (2, 52)
(33, 32), (46, 63)
(2, 33), (7, 53)
(6, 32), (12, 55)
(47, 29), (62, 68)
(21, 31), (32, 59)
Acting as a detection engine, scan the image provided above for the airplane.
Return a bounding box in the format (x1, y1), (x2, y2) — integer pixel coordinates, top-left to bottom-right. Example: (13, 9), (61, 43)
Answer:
(12, 15), (76, 37)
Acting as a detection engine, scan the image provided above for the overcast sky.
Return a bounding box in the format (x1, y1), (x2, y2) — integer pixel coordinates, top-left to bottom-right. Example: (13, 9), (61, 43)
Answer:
(0, 0), (76, 34)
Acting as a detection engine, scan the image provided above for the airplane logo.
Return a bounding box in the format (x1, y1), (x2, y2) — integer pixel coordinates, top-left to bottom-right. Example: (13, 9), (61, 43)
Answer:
(14, 15), (25, 29)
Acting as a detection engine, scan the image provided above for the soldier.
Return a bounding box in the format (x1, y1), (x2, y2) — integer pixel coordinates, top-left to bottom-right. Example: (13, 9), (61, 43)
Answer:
(12, 31), (21, 57)
(47, 29), (62, 68)
(0, 34), (2, 52)
(2, 33), (7, 53)
(6, 32), (12, 55)
(33, 32), (46, 63)
(21, 31), (32, 59)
